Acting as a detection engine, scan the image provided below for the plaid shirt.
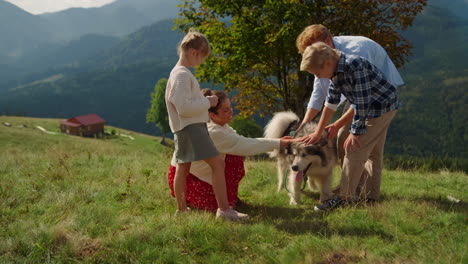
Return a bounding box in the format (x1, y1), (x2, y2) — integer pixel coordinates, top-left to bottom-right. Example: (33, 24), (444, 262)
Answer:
(326, 53), (399, 135)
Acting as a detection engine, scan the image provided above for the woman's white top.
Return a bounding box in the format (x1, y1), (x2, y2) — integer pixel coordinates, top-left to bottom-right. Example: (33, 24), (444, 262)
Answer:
(171, 121), (280, 184)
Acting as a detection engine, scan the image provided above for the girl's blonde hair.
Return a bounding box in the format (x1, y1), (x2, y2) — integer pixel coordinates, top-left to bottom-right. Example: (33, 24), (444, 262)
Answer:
(177, 29), (211, 57)
(300, 42), (340, 72)
(296, 24), (332, 54)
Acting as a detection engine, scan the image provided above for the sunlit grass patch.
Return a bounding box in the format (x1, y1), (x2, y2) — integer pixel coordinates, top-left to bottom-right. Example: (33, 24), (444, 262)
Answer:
(1, 116), (466, 263)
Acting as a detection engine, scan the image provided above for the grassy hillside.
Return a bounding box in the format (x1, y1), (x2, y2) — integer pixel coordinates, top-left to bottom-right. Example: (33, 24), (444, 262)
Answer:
(0, 60), (173, 135)
(386, 4), (468, 159)
(1, 116), (466, 263)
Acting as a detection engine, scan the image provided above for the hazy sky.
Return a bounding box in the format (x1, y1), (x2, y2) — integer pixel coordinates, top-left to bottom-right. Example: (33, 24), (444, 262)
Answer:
(5, 0), (117, 14)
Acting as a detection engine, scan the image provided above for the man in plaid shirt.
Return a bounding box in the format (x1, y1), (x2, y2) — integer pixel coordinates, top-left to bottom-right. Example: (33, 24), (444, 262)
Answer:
(300, 42), (399, 211)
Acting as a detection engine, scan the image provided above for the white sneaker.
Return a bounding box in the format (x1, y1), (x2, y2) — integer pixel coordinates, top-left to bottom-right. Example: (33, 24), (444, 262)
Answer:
(215, 207), (249, 221)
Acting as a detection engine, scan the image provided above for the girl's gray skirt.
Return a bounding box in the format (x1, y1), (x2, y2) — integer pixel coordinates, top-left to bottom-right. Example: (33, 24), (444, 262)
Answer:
(174, 123), (219, 163)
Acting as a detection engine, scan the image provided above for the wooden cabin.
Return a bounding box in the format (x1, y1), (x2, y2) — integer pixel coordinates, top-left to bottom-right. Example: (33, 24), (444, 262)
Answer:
(60, 114), (105, 137)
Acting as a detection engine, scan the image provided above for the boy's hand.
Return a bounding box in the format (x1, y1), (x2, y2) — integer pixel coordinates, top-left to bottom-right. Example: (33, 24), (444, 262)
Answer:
(206, 95), (218, 107)
(300, 131), (322, 145)
(344, 134), (361, 152)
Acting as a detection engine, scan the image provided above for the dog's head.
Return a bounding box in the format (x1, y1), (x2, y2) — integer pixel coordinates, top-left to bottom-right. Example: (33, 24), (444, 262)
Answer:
(288, 142), (328, 172)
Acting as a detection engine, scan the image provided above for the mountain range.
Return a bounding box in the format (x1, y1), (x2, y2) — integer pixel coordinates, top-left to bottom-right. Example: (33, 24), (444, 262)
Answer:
(0, 0), (179, 60)
(0, 18), (181, 135)
(0, 0), (55, 58)
(40, 0), (178, 40)
(0, 0), (467, 159)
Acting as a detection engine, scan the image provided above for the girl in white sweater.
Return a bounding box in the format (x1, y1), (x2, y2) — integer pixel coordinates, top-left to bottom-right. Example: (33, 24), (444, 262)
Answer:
(165, 30), (248, 221)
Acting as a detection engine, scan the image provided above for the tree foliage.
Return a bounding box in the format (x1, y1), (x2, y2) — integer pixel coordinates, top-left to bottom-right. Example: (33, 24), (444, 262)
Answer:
(175, 0), (427, 117)
(230, 115), (264, 138)
(147, 78), (170, 143)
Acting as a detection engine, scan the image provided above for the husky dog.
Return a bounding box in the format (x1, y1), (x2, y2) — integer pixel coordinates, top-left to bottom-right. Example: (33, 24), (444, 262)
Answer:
(264, 111), (338, 205)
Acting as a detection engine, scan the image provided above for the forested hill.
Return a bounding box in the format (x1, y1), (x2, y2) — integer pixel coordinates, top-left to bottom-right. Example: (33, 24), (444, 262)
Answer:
(0, 2), (466, 159)
(386, 4), (468, 158)
(0, 19), (181, 136)
(81, 20), (183, 69)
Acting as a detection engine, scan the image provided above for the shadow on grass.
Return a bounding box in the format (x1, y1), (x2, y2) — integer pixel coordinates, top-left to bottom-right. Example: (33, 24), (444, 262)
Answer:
(301, 190), (322, 200)
(238, 202), (329, 234)
(236, 201), (307, 220)
(331, 226), (395, 241)
(236, 198), (396, 240)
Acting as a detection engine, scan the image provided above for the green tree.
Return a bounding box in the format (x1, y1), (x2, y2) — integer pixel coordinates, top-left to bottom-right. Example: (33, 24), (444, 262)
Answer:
(230, 116), (263, 138)
(147, 78), (170, 144)
(176, 0), (427, 117)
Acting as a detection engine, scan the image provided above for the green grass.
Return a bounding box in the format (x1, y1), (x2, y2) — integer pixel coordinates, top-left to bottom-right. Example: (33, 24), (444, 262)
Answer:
(1, 116), (467, 263)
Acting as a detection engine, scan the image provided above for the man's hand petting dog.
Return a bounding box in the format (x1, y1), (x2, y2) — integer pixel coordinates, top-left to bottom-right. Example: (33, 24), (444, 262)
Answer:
(299, 131), (322, 145)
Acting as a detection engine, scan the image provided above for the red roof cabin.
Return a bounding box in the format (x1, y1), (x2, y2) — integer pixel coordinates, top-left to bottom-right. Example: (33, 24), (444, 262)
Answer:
(60, 114), (105, 137)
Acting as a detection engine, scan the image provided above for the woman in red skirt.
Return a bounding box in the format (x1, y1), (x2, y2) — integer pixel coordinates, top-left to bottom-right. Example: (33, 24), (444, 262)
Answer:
(168, 89), (297, 212)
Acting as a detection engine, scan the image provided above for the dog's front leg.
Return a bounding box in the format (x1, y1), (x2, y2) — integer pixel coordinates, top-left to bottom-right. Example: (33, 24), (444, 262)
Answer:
(288, 170), (302, 205)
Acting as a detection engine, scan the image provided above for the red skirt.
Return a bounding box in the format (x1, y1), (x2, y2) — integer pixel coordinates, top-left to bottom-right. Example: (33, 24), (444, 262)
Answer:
(168, 154), (245, 212)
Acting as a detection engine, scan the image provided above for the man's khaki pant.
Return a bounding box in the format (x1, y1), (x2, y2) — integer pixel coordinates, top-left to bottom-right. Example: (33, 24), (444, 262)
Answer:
(338, 110), (397, 200)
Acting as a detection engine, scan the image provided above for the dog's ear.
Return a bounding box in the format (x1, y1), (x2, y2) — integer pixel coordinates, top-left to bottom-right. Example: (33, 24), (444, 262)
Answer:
(317, 138), (328, 147)
(305, 145), (328, 167)
(304, 144), (320, 154)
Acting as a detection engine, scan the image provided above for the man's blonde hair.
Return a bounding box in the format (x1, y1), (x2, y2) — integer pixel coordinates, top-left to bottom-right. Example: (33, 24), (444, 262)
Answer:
(178, 29), (211, 57)
(300, 42), (340, 72)
(296, 24), (332, 54)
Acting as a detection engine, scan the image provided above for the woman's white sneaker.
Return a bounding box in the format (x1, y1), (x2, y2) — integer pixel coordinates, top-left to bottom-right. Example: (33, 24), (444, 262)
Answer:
(216, 207), (249, 221)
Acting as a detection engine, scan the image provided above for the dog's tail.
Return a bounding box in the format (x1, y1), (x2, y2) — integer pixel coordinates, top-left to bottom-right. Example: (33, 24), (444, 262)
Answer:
(264, 111), (300, 158)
